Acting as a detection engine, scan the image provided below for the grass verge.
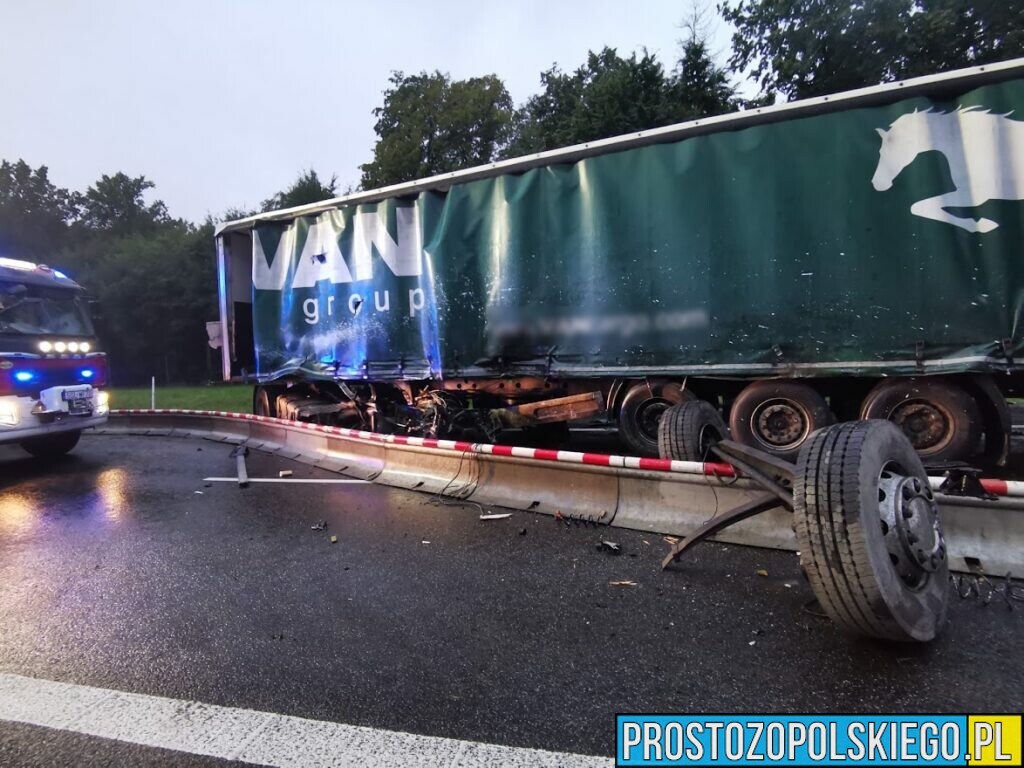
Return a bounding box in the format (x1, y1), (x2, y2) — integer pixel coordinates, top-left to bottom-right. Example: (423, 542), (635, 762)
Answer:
(110, 384), (252, 413)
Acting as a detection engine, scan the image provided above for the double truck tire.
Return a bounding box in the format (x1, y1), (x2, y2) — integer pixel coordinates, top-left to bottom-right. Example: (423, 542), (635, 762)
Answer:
(794, 420), (949, 642)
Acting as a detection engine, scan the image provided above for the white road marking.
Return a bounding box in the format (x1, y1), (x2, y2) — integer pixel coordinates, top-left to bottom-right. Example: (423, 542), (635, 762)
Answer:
(202, 477), (370, 484)
(0, 672), (610, 767)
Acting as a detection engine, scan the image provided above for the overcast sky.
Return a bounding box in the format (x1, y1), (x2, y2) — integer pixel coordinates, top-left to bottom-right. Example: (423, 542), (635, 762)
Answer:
(0, 0), (737, 223)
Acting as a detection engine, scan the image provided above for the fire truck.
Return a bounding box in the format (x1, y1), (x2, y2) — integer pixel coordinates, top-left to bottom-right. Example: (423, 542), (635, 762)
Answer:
(0, 257), (109, 458)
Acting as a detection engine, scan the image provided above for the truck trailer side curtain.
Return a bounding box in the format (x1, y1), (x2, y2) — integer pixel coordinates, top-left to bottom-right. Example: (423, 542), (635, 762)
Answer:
(246, 77), (1024, 382)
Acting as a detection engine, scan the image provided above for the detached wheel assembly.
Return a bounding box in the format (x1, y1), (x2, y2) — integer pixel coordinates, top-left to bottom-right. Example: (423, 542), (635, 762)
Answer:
(860, 377), (981, 464)
(618, 381), (693, 457)
(729, 380), (833, 462)
(657, 400), (728, 462)
(794, 420), (949, 642)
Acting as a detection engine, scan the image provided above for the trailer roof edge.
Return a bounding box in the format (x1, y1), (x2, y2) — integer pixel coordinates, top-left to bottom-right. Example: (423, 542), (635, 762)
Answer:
(215, 57), (1024, 237)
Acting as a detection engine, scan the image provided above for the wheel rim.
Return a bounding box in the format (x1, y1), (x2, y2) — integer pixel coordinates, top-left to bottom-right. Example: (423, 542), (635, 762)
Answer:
(636, 399), (671, 442)
(697, 423), (723, 457)
(886, 399), (952, 453)
(877, 463), (945, 590)
(749, 398), (810, 451)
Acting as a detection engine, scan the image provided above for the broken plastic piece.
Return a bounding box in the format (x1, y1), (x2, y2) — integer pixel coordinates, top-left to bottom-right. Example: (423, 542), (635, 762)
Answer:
(479, 513), (512, 521)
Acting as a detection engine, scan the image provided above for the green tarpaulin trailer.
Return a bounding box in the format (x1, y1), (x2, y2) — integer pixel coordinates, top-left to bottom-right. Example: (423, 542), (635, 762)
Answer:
(215, 58), (1024, 464)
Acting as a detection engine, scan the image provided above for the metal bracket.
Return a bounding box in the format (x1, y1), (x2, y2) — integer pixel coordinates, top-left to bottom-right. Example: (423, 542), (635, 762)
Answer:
(711, 440), (794, 507)
(938, 467), (998, 502)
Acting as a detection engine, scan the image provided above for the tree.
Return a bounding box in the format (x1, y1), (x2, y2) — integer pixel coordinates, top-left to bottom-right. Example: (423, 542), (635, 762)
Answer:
(360, 71), (514, 189)
(667, 13), (741, 121)
(261, 168), (337, 212)
(506, 48), (672, 156)
(0, 160), (78, 257)
(720, 0), (1024, 102)
(505, 38), (737, 157)
(78, 172), (169, 234)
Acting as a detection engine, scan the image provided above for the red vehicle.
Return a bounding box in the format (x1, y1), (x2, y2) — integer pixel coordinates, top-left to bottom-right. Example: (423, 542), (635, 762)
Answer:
(0, 257), (109, 458)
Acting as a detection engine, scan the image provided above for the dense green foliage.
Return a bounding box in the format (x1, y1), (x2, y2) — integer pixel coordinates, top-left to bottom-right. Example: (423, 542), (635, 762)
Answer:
(721, 0), (1024, 101)
(261, 169), (337, 212)
(506, 36), (737, 156)
(0, 163), (216, 384)
(359, 71), (514, 189)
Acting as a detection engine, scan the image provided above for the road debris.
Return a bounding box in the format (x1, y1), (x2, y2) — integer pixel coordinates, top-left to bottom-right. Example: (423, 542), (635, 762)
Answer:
(663, 536), (679, 545)
(330, 535), (338, 544)
(279, 470), (293, 478)
(756, 569), (769, 577)
(596, 540), (622, 555)
(422, 540), (431, 545)
(609, 580), (637, 587)
(229, 445), (249, 488)
(479, 513), (512, 521)
(311, 521), (327, 531)
(519, 528), (528, 536)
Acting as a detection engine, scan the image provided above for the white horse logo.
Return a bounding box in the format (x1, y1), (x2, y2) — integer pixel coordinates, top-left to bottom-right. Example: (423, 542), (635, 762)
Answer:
(872, 107), (1024, 233)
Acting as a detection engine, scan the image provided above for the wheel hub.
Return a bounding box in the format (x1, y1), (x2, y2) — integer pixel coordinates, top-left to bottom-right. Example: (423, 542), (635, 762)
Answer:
(878, 468), (945, 588)
(638, 400), (670, 440)
(889, 401), (949, 450)
(753, 400), (806, 448)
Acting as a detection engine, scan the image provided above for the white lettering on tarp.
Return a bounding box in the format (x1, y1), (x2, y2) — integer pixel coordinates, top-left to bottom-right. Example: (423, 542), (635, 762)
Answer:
(252, 226), (297, 290)
(408, 288), (425, 318)
(292, 216), (352, 288)
(374, 290), (390, 311)
(252, 208), (423, 291)
(351, 207), (423, 281)
(302, 298), (319, 325)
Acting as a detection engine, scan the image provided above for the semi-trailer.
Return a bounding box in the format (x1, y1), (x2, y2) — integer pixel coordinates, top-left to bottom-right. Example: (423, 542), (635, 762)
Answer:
(214, 58), (1024, 468)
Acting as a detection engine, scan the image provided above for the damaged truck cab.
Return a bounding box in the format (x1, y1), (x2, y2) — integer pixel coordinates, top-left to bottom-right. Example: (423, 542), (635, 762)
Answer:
(0, 258), (109, 458)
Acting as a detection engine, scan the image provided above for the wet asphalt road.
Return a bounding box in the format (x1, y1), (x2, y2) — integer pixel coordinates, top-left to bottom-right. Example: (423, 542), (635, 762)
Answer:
(1, 433), (1022, 766)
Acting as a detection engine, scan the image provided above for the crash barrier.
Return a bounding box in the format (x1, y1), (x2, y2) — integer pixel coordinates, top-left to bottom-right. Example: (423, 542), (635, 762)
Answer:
(98, 410), (1024, 576)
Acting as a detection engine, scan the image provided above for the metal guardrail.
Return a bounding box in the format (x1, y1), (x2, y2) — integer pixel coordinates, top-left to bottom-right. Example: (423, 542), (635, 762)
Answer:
(96, 410), (1024, 576)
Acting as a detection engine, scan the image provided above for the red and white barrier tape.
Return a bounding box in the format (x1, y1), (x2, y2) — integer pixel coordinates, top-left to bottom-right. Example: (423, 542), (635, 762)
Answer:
(110, 409), (1020, 498)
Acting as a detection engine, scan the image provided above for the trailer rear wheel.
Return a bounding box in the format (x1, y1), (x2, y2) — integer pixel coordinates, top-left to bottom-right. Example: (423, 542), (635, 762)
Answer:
(794, 420), (948, 642)
(21, 429), (81, 459)
(657, 400), (727, 462)
(860, 378), (981, 464)
(729, 380), (833, 462)
(618, 381), (693, 457)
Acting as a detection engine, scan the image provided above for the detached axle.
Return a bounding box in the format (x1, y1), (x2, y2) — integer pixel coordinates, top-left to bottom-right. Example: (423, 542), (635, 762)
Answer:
(658, 401), (955, 642)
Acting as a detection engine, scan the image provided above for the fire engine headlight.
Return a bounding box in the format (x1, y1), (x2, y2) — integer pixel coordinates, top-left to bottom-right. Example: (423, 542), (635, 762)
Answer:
(38, 340), (53, 353)
(80, 342), (91, 353)
(54, 341), (67, 353)
(96, 391), (110, 414)
(68, 341), (80, 353)
(0, 398), (18, 427)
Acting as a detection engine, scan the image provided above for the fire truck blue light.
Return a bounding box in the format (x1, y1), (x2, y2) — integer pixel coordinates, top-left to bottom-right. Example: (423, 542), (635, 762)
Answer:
(80, 369), (95, 379)
(13, 371), (36, 383)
